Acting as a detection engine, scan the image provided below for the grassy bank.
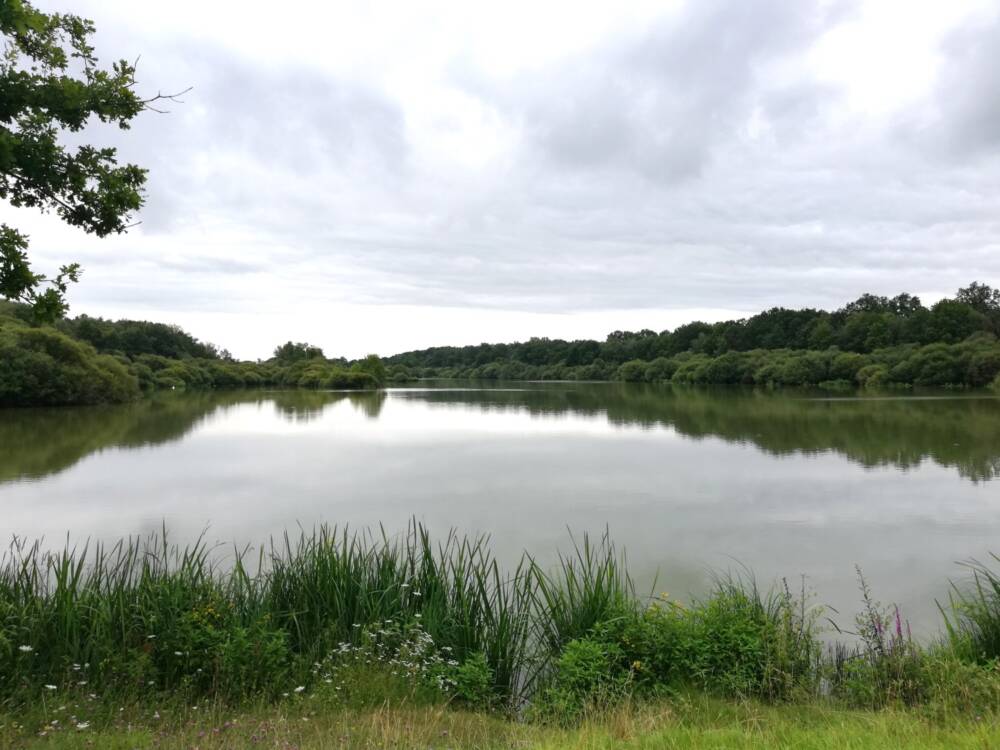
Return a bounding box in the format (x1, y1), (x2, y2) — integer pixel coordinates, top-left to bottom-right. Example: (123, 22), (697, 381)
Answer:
(3, 525), (1000, 743)
(4, 692), (1000, 749)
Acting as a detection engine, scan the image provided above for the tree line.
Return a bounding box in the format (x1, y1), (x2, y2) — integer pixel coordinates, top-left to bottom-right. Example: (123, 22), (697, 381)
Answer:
(0, 302), (393, 407)
(385, 282), (1000, 389)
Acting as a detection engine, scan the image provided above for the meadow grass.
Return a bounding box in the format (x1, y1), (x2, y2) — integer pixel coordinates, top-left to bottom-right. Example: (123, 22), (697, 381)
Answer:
(2, 691), (999, 749)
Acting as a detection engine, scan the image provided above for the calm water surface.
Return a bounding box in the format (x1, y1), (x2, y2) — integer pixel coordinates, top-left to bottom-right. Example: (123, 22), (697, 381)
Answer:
(3, 382), (999, 636)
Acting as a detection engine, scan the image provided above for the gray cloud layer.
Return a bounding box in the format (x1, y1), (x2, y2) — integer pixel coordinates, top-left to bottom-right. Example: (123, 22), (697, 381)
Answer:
(27, 0), (1000, 349)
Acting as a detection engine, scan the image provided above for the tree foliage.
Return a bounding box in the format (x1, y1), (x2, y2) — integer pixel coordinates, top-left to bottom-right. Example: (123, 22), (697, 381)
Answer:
(272, 341), (325, 363)
(0, 302), (389, 405)
(0, 0), (150, 321)
(387, 282), (1000, 381)
(0, 313), (139, 405)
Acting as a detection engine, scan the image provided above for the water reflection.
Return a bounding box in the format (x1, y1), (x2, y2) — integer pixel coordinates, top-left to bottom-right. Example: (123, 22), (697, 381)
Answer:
(1, 384), (998, 486)
(0, 390), (387, 483)
(3, 382), (999, 638)
(396, 384), (1000, 482)
(270, 390), (386, 423)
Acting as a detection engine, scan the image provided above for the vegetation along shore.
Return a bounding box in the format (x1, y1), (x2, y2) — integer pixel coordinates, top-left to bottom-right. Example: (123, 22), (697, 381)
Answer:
(4, 281), (1000, 408)
(3, 524), (1000, 747)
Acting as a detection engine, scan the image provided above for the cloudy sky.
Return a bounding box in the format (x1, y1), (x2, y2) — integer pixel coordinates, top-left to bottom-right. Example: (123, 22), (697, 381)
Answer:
(14, 0), (1000, 359)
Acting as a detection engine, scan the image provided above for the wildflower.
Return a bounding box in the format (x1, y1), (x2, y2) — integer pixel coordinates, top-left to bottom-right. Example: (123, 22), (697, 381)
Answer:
(18, 645), (33, 653)
(44, 685), (57, 691)
(76, 722), (90, 730)
(294, 686), (305, 693)
(174, 651), (183, 656)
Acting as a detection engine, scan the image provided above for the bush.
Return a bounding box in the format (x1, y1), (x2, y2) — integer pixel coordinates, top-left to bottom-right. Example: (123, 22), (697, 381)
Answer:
(451, 652), (495, 709)
(829, 352), (866, 381)
(0, 320), (140, 406)
(616, 360), (647, 382)
(856, 364), (890, 389)
(644, 357), (677, 382)
(531, 638), (630, 724)
(968, 350), (1000, 387)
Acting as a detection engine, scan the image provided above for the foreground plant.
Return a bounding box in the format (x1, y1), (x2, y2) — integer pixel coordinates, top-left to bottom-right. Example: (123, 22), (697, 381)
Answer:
(3, 522), (1000, 723)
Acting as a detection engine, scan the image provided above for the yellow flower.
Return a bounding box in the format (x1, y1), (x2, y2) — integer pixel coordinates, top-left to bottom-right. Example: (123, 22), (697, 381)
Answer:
(631, 660), (643, 672)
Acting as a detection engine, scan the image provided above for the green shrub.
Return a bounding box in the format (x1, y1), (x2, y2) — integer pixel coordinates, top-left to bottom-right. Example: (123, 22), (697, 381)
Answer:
(968, 350), (1000, 387)
(0, 321), (140, 406)
(830, 352), (866, 381)
(644, 357), (677, 382)
(616, 360), (647, 382)
(856, 364), (889, 388)
(531, 637), (630, 725)
(451, 652), (495, 708)
(916, 651), (1000, 718)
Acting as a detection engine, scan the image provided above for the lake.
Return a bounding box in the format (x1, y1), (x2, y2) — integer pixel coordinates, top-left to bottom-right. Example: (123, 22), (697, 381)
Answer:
(2, 382), (999, 638)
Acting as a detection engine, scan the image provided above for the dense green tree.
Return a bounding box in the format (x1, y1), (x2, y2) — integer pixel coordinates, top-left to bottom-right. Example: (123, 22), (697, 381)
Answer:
(955, 282), (1000, 315)
(351, 354), (387, 384)
(59, 314), (220, 359)
(0, 0), (175, 321)
(386, 283), (1000, 382)
(806, 316), (835, 349)
(0, 315), (139, 405)
(272, 341), (325, 363)
(927, 300), (986, 344)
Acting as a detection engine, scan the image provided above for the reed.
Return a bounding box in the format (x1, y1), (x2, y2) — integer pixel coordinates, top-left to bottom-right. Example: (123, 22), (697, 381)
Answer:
(0, 523), (558, 708)
(2, 523), (999, 719)
(941, 554), (1000, 663)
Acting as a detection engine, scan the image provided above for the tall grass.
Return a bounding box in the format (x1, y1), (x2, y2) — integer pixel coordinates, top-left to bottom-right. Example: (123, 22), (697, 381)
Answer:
(530, 531), (635, 658)
(4, 524), (1000, 718)
(942, 554), (1000, 662)
(0, 523), (594, 708)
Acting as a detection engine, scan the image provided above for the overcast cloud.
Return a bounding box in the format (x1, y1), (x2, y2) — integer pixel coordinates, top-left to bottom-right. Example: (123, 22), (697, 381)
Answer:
(11, 0), (1000, 358)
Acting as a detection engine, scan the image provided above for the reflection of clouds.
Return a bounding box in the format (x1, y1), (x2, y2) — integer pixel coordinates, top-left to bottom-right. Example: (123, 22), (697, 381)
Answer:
(3, 395), (993, 638)
(3, 384), (998, 640)
(0, 391), (376, 483)
(395, 385), (1000, 481)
